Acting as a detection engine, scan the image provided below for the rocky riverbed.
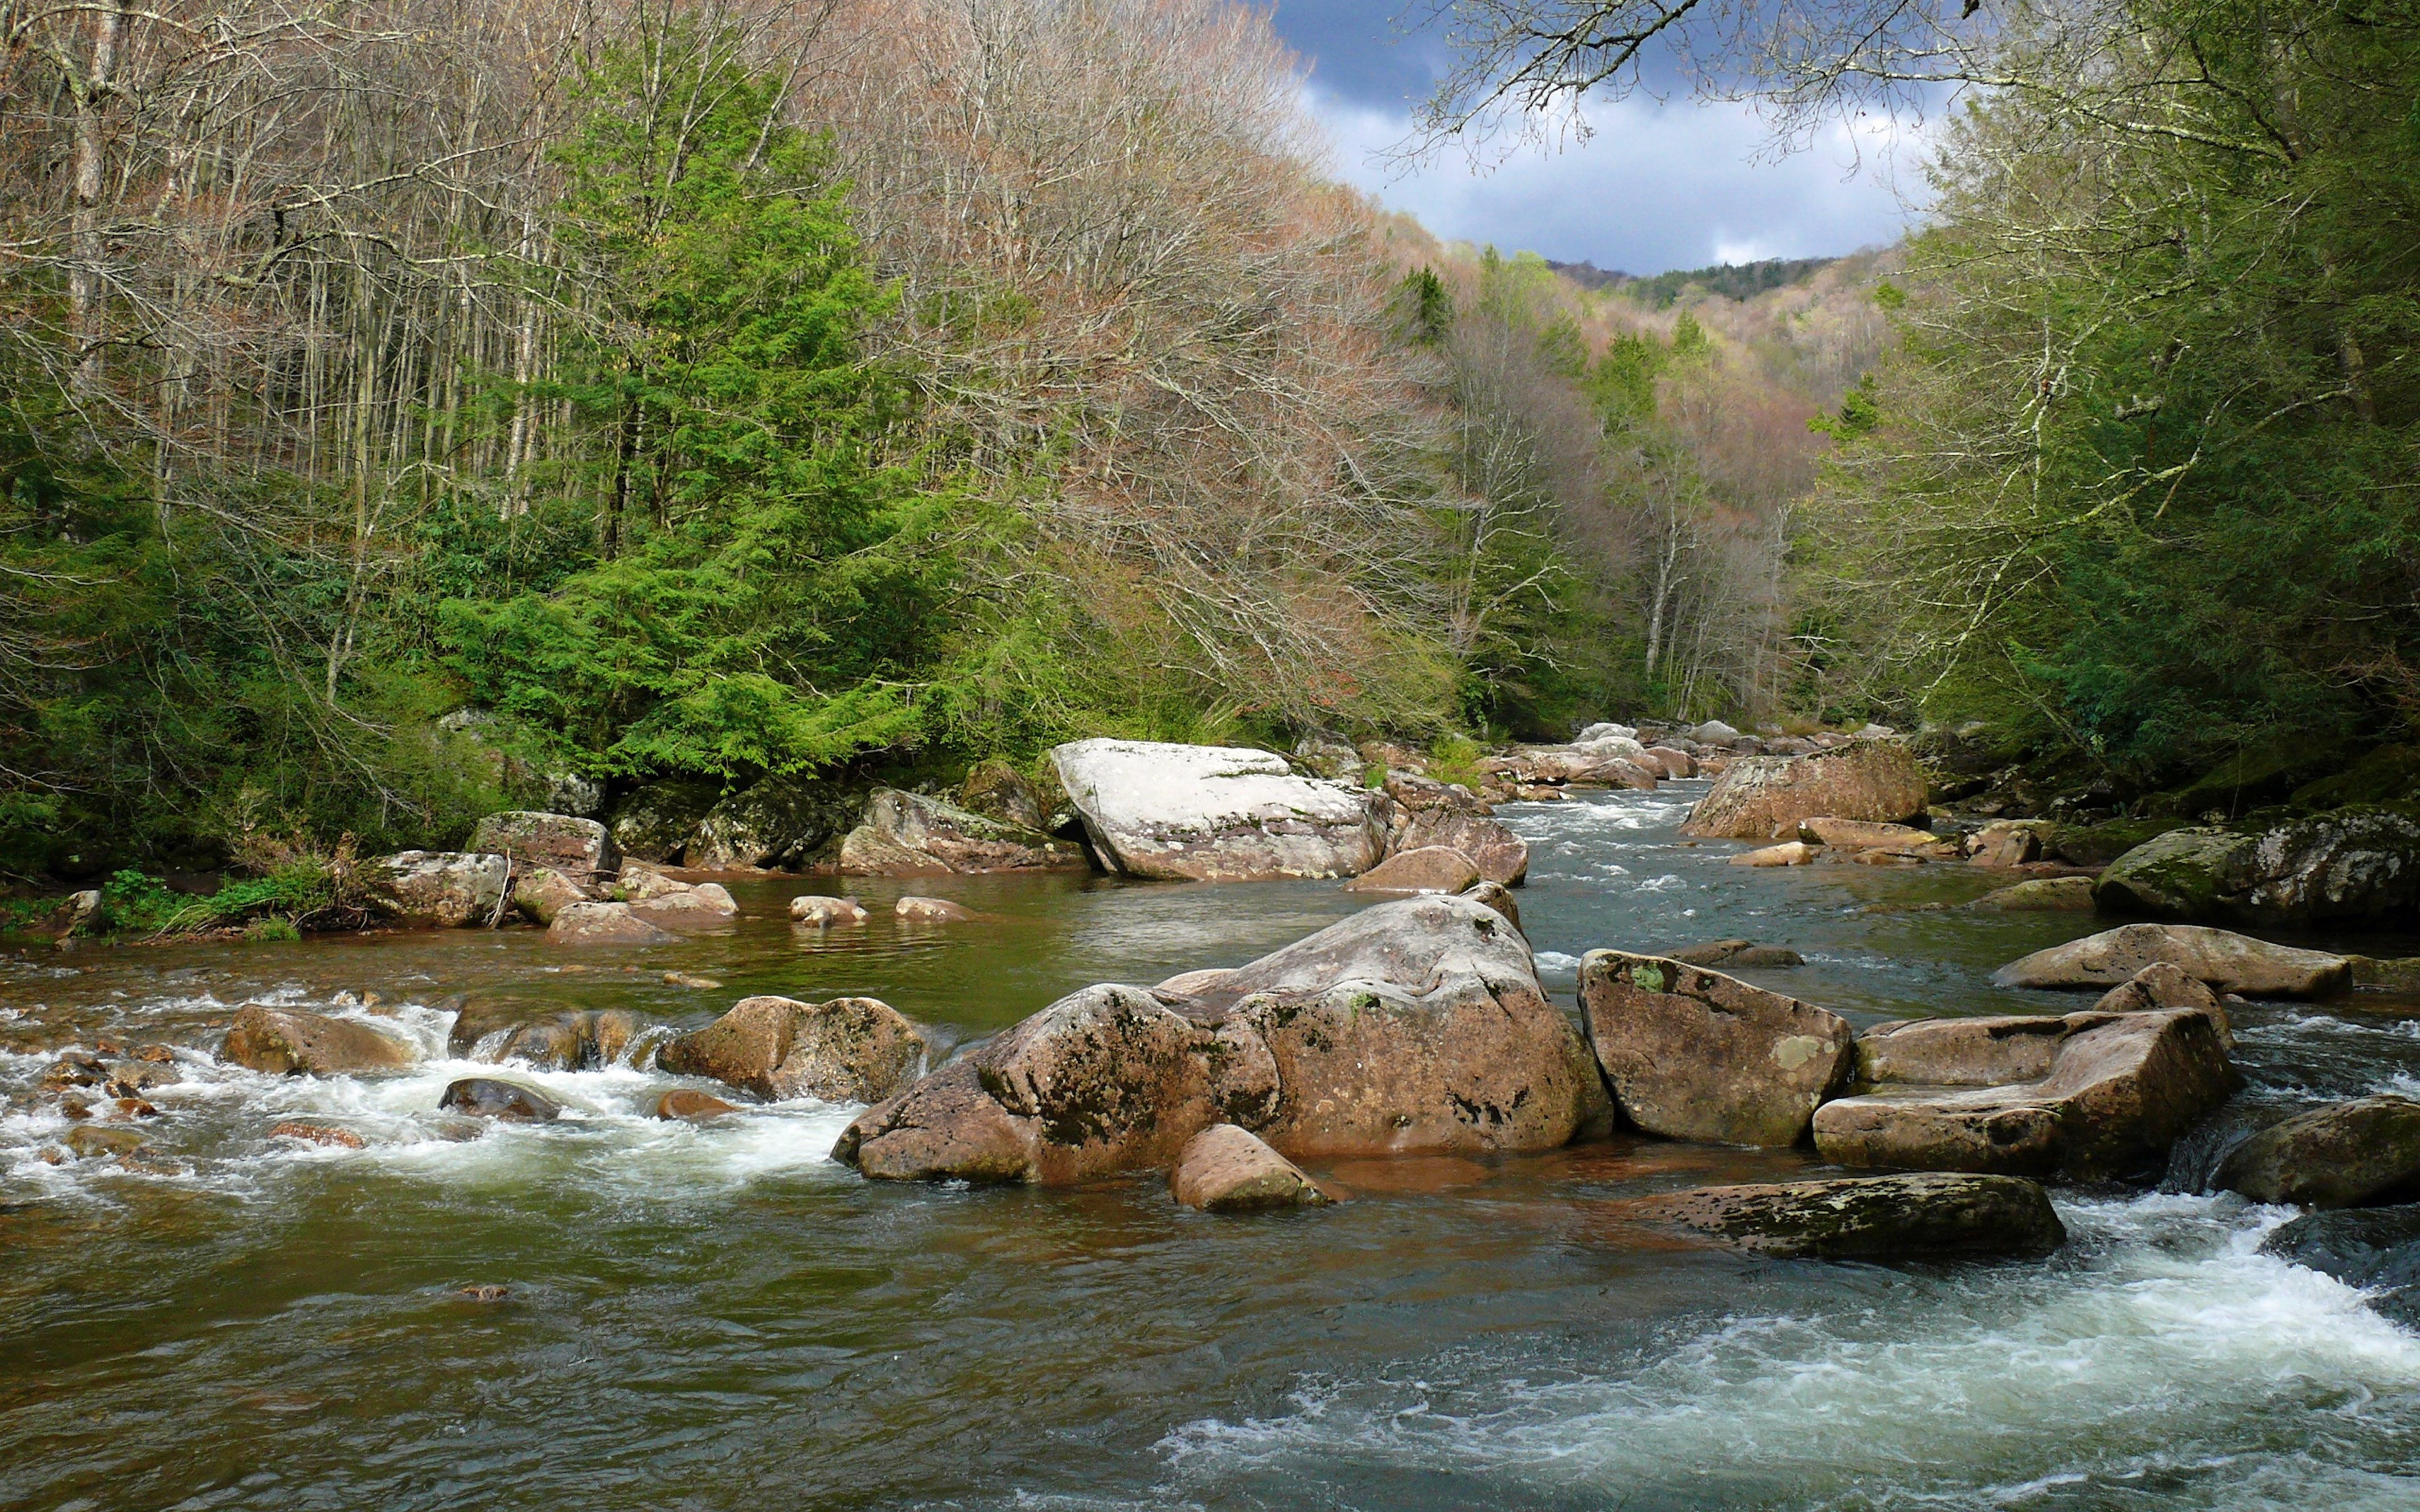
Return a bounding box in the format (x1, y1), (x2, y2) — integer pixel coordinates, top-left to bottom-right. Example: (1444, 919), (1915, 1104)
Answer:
(7, 781), (2420, 1510)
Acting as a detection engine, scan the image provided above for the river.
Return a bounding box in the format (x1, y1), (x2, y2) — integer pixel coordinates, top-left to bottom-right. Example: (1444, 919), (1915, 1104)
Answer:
(6, 782), (2420, 1509)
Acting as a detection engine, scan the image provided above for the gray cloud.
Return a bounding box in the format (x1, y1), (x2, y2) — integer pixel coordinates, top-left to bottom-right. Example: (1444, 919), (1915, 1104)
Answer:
(1270, 1), (1922, 274)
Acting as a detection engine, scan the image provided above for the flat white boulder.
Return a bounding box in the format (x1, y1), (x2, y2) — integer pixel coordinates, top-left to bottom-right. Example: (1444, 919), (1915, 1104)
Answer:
(1049, 739), (1384, 881)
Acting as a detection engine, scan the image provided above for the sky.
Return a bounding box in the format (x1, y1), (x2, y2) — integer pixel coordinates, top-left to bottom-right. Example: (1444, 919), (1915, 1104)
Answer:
(1269, 0), (1922, 275)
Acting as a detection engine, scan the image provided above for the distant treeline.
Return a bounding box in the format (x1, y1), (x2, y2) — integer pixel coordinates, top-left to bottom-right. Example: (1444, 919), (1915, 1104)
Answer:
(1548, 258), (1837, 308)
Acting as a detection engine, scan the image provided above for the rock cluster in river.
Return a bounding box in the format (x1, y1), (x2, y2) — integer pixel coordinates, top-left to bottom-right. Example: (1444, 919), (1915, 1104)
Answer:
(1681, 739), (1929, 841)
(834, 891), (1599, 1184)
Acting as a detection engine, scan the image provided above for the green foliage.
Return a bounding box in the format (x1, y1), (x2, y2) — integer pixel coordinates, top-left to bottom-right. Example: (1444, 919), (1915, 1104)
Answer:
(1669, 311), (1709, 359)
(1425, 733), (1484, 788)
(94, 861), (336, 936)
(1402, 267), (1453, 342)
(442, 28), (946, 782)
(1586, 332), (1666, 426)
(1808, 1), (2420, 780)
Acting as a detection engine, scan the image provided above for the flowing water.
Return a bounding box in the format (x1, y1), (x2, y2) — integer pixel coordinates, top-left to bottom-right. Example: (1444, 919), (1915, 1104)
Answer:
(7, 783), (2420, 1509)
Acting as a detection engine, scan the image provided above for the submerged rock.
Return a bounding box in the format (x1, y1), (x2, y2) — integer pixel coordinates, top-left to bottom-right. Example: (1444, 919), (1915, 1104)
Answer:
(836, 893), (1593, 1183)
(657, 995), (926, 1103)
(627, 880), (739, 928)
(1667, 940), (1805, 968)
(1681, 741), (1927, 841)
(839, 788), (1088, 875)
(1796, 817), (1938, 852)
(1603, 1173), (2066, 1259)
(1343, 845), (1480, 894)
(790, 894), (871, 926)
(2216, 1095), (2420, 1208)
(2259, 1205), (2420, 1326)
(222, 1005), (415, 1075)
(1992, 923), (2349, 999)
(1170, 1124), (1330, 1211)
(364, 851), (510, 927)
(438, 1078), (562, 1121)
(547, 901), (676, 946)
(271, 1120), (365, 1148)
(1813, 999), (2238, 1179)
(467, 812), (619, 889)
(1050, 738), (1384, 881)
(1731, 841), (1819, 867)
(1971, 877), (2097, 911)
(895, 895), (974, 922)
(1578, 952), (1853, 1147)
(65, 1125), (151, 1159)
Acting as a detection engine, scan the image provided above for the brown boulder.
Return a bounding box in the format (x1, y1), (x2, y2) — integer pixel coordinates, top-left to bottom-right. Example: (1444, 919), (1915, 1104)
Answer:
(364, 851), (511, 927)
(1170, 1124), (1330, 1211)
(1459, 880), (1523, 933)
(628, 881), (739, 928)
(2216, 1095), (2420, 1208)
(547, 901), (676, 946)
(791, 895), (871, 926)
(222, 1006), (415, 1075)
(655, 1088), (741, 1121)
(1813, 1006), (2238, 1178)
(1578, 952), (1853, 1146)
(271, 1121), (365, 1148)
(1991, 923), (2349, 998)
(1642, 746), (1697, 779)
(1681, 740), (1927, 840)
(835, 1061), (1044, 1182)
(1967, 821), (2044, 868)
(1387, 808), (1529, 886)
(438, 1078), (562, 1121)
(1602, 1174), (2066, 1259)
(657, 995), (927, 1103)
(1343, 846), (1482, 894)
(895, 895), (974, 922)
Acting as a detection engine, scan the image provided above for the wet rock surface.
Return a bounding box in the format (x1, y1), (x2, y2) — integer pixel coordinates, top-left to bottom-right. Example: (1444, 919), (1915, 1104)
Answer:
(437, 1078), (563, 1121)
(2261, 1205), (2420, 1326)
(2094, 807), (2420, 927)
(1051, 738), (1384, 881)
(1170, 1124), (1330, 1211)
(657, 995), (926, 1103)
(1602, 1173), (2067, 1259)
(222, 1005), (415, 1075)
(1992, 923), (2349, 998)
(790, 894), (871, 926)
(1579, 952), (1853, 1147)
(2216, 1095), (2420, 1209)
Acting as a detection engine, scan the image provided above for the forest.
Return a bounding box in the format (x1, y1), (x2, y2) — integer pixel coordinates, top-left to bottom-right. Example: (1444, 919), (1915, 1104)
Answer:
(1, 0), (2413, 882)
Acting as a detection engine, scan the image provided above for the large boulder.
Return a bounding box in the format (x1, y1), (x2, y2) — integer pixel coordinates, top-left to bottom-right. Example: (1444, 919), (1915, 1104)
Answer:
(222, 1005), (415, 1075)
(364, 851), (510, 927)
(1797, 817), (1939, 852)
(791, 894), (871, 926)
(838, 788), (1088, 876)
(1812, 1002), (2238, 1178)
(2216, 1095), (2420, 1208)
(627, 879), (740, 929)
(450, 1006), (650, 1070)
(1388, 810), (1528, 886)
(1343, 845), (1480, 895)
(1601, 1174), (2066, 1259)
(1680, 740), (1927, 840)
(510, 865), (586, 926)
(1578, 952), (1853, 1147)
(609, 779), (721, 865)
(1049, 738), (1384, 881)
(688, 775), (867, 870)
(546, 901), (675, 946)
(1215, 895), (1600, 1157)
(1970, 876), (2096, 911)
(835, 893), (1594, 1183)
(1171, 1124), (1330, 1211)
(2095, 808), (2420, 927)
(657, 995), (926, 1103)
(1992, 923), (2349, 998)
(466, 812), (620, 888)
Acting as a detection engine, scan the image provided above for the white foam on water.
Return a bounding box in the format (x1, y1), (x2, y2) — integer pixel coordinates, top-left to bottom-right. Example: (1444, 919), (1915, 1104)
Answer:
(1, 996), (864, 1205)
(1532, 951), (1582, 972)
(1155, 1194), (2420, 1509)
